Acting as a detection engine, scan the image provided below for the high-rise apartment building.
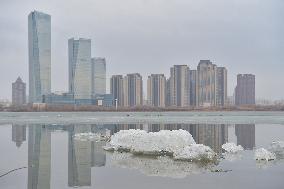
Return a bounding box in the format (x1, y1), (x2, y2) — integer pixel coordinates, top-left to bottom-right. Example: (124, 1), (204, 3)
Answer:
(92, 57), (106, 97)
(235, 74), (255, 105)
(28, 11), (51, 103)
(165, 79), (171, 106)
(123, 73), (143, 107)
(168, 65), (190, 107)
(189, 70), (197, 106)
(196, 60), (227, 107)
(110, 75), (124, 106)
(216, 67), (227, 106)
(197, 60), (217, 107)
(147, 74), (166, 107)
(68, 38), (92, 102)
(12, 77), (26, 106)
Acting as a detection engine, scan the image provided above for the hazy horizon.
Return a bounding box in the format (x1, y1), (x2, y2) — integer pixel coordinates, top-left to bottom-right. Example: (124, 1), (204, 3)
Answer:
(1, 0), (283, 100)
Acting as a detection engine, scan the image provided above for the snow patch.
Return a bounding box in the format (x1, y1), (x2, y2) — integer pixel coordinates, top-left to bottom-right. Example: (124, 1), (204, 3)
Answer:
(255, 148), (276, 161)
(222, 143), (244, 153)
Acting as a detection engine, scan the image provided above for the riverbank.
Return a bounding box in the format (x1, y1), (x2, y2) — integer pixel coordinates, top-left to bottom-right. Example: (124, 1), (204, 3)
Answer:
(2, 104), (284, 112)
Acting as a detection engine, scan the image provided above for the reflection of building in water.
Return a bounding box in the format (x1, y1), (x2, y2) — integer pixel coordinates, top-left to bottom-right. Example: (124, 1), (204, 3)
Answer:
(235, 124), (255, 150)
(12, 125), (26, 147)
(28, 125), (51, 189)
(68, 125), (92, 187)
(91, 141), (106, 167)
(91, 125), (106, 167)
(193, 124), (228, 153)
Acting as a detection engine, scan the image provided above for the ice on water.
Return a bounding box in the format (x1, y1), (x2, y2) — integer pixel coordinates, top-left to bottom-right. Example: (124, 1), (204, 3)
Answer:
(174, 144), (216, 161)
(270, 141), (284, 151)
(73, 132), (107, 142)
(107, 129), (216, 161)
(255, 148), (276, 161)
(222, 143), (244, 153)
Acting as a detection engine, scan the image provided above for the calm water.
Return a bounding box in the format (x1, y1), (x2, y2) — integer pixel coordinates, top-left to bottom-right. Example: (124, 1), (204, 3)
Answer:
(0, 112), (284, 189)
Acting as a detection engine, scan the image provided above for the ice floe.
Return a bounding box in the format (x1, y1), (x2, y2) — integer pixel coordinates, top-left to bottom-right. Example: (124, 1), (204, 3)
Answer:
(108, 129), (196, 155)
(174, 144), (216, 161)
(255, 148), (276, 161)
(270, 141), (284, 151)
(222, 143), (244, 153)
(106, 129), (218, 161)
(270, 141), (284, 159)
(73, 132), (109, 142)
(110, 152), (215, 178)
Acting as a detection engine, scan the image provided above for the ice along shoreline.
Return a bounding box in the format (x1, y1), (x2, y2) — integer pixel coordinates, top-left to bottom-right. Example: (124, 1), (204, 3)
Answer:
(1, 111), (284, 125)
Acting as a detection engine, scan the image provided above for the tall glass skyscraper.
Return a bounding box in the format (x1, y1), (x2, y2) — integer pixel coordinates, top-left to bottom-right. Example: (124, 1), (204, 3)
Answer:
(68, 38), (92, 102)
(28, 11), (51, 103)
(92, 57), (106, 97)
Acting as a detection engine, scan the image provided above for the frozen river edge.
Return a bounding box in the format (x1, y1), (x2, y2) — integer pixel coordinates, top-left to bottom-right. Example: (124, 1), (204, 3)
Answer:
(1, 111), (284, 125)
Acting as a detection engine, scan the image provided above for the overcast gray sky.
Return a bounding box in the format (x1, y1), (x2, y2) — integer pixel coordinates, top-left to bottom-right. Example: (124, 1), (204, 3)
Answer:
(0, 0), (283, 100)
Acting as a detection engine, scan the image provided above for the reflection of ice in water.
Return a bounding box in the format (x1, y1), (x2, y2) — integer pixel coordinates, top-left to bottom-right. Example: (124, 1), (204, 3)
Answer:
(110, 152), (216, 178)
(223, 153), (243, 162)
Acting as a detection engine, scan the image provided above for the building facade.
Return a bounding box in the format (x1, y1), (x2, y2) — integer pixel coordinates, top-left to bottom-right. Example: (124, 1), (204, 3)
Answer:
(92, 57), (106, 97)
(28, 11), (51, 103)
(216, 67), (227, 106)
(110, 75), (124, 107)
(168, 65), (190, 107)
(12, 77), (26, 106)
(123, 73), (143, 107)
(43, 93), (75, 105)
(189, 70), (197, 106)
(235, 74), (255, 105)
(197, 60), (217, 107)
(147, 74), (166, 107)
(68, 38), (92, 103)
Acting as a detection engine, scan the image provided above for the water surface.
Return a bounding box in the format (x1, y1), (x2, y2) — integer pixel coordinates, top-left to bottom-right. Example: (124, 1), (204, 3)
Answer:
(0, 112), (284, 189)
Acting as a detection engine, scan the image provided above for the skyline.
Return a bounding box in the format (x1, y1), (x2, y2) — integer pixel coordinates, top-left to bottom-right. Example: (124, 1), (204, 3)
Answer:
(1, 0), (284, 100)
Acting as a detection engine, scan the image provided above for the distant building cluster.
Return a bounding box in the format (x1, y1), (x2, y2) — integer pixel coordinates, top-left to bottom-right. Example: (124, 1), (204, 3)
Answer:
(10, 10), (256, 108)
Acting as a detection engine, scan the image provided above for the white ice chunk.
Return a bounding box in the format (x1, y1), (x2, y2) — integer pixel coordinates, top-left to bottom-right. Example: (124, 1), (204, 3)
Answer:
(174, 144), (216, 161)
(222, 143), (244, 153)
(255, 148), (276, 161)
(110, 152), (213, 178)
(270, 141), (284, 151)
(109, 129), (196, 155)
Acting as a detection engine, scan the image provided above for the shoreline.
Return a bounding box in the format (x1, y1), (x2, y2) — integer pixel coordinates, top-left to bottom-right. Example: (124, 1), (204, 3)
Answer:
(1, 105), (284, 112)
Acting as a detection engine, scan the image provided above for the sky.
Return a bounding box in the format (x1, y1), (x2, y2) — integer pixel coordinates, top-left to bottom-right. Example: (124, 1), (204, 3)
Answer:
(0, 0), (283, 100)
